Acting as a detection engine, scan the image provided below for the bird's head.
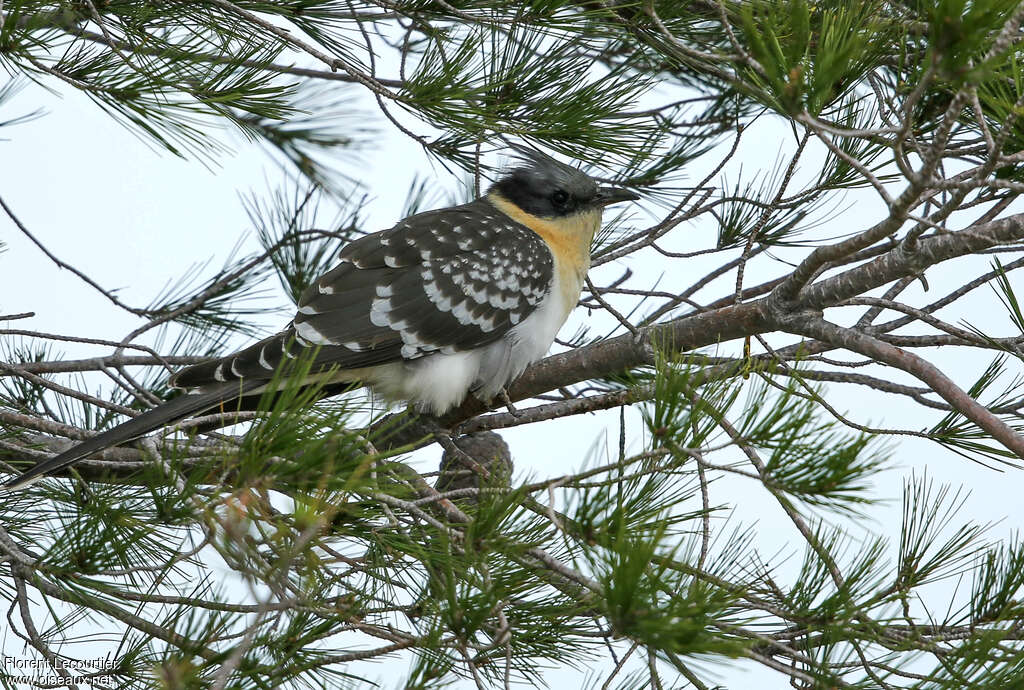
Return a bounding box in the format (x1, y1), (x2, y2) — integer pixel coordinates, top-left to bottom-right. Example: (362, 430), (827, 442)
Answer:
(489, 146), (638, 219)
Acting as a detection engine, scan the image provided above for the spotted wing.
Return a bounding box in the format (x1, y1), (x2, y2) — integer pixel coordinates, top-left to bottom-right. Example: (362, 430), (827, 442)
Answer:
(171, 199), (554, 390)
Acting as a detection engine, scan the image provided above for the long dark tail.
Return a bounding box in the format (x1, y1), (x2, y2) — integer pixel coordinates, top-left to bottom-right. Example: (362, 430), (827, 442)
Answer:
(2, 381), (262, 491)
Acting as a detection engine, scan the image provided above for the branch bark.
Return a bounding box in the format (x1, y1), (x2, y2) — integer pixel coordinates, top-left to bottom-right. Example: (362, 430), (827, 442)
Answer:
(783, 315), (1024, 462)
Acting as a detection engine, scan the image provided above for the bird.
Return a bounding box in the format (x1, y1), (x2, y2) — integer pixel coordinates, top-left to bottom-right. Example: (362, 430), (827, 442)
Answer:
(2, 148), (638, 490)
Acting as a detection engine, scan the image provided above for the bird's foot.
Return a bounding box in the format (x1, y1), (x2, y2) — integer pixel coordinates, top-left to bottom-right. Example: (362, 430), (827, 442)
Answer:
(497, 388), (522, 417)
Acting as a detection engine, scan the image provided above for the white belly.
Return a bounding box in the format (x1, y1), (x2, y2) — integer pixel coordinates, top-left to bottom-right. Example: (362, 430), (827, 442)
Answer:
(360, 266), (581, 414)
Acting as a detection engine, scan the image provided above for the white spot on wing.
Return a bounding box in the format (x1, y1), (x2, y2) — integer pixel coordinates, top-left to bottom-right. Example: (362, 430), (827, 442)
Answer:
(430, 291), (454, 312)
(488, 292), (519, 309)
(496, 275), (517, 291)
(281, 338), (296, 359)
(423, 280), (442, 301)
(295, 320), (332, 345)
(465, 284), (489, 304)
(370, 297), (393, 327)
(451, 300), (474, 326)
(475, 314), (498, 332)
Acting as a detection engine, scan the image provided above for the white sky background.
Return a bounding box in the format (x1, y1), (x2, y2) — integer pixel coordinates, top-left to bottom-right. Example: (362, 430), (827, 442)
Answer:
(2, 35), (1024, 689)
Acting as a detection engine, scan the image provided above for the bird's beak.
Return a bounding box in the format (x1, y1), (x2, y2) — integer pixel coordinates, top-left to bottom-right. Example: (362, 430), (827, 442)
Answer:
(595, 186), (640, 207)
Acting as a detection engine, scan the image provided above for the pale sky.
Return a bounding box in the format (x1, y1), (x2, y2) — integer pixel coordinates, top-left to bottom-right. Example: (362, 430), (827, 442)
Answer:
(2, 62), (1023, 688)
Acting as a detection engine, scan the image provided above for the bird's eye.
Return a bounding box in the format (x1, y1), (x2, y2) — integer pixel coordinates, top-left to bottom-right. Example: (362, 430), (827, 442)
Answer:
(551, 189), (569, 206)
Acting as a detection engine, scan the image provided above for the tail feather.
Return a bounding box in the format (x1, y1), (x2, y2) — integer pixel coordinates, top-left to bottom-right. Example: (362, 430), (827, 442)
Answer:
(2, 381), (262, 491)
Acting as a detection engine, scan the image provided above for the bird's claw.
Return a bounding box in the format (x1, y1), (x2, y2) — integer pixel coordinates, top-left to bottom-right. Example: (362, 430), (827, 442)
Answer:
(498, 389), (522, 417)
